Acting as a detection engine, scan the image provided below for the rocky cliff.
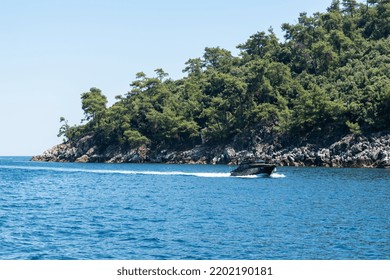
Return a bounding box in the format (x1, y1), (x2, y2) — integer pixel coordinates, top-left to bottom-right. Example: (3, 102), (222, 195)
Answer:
(32, 131), (390, 168)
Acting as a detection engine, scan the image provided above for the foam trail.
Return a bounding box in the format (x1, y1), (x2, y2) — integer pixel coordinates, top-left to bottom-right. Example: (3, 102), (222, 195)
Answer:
(90, 169), (231, 178)
(1, 164), (285, 179)
(270, 173), (286, 178)
(0, 165), (231, 178)
(190, 172), (231, 178)
(234, 173), (286, 179)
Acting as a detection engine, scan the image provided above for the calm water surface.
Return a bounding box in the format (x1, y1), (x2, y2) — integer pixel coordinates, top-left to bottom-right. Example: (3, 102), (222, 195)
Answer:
(0, 156), (389, 259)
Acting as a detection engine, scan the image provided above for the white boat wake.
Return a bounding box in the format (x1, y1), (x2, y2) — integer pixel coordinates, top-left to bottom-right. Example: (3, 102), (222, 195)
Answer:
(270, 173), (286, 178)
(0, 165), (285, 178)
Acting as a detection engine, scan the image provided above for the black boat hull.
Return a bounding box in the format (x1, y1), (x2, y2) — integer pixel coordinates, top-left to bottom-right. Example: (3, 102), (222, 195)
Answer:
(230, 163), (276, 176)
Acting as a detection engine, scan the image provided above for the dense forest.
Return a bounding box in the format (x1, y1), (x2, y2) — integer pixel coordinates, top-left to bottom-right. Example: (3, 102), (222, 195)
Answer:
(58, 0), (390, 155)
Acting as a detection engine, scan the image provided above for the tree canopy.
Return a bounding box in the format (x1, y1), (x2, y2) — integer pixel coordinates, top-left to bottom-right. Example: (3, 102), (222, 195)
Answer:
(59, 1), (390, 152)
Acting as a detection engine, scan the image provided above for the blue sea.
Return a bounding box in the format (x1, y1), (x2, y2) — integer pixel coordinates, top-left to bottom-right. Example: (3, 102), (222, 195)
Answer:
(0, 156), (389, 260)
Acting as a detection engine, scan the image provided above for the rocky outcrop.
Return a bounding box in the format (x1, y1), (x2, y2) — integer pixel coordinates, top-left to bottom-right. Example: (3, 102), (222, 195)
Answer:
(268, 134), (390, 168)
(32, 132), (390, 168)
(31, 135), (149, 163)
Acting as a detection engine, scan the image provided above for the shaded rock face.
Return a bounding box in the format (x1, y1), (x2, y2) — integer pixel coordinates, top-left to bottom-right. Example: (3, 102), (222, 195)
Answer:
(32, 132), (390, 168)
(258, 134), (389, 168)
(31, 135), (149, 163)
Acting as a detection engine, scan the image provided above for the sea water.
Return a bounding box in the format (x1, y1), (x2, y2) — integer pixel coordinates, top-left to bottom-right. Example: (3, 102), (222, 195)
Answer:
(0, 156), (389, 260)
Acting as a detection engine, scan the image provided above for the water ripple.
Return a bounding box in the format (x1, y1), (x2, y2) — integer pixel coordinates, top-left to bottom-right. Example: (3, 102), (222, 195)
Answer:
(0, 157), (389, 259)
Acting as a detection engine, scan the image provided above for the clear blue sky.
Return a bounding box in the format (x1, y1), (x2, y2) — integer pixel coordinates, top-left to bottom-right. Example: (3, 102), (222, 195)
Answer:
(0, 0), (335, 156)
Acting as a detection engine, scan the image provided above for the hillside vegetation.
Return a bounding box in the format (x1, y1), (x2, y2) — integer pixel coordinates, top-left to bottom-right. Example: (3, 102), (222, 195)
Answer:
(58, 0), (390, 156)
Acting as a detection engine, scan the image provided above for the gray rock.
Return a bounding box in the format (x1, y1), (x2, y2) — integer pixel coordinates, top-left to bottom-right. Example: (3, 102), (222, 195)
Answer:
(223, 146), (236, 162)
(75, 155), (89, 163)
(31, 129), (390, 168)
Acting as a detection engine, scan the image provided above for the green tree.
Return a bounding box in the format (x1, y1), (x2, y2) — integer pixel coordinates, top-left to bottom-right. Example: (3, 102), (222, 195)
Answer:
(80, 87), (107, 127)
(342, 0), (358, 16)
(237, 30), (280, 61)
(55, 1), (390, 157)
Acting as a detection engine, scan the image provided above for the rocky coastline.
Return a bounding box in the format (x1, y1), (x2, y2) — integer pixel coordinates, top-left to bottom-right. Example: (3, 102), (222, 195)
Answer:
(32, 131), (390, 168)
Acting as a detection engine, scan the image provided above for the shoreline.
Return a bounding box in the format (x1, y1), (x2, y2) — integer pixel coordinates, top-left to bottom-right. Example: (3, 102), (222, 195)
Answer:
(31, 132), (390, 169)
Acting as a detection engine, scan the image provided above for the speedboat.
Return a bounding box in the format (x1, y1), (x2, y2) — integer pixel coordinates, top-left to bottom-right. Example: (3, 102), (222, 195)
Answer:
(230, 160), (276, 176)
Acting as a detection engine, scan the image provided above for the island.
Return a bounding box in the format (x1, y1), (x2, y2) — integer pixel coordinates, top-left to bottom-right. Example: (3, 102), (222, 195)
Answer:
(33, 0), (390, 168)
